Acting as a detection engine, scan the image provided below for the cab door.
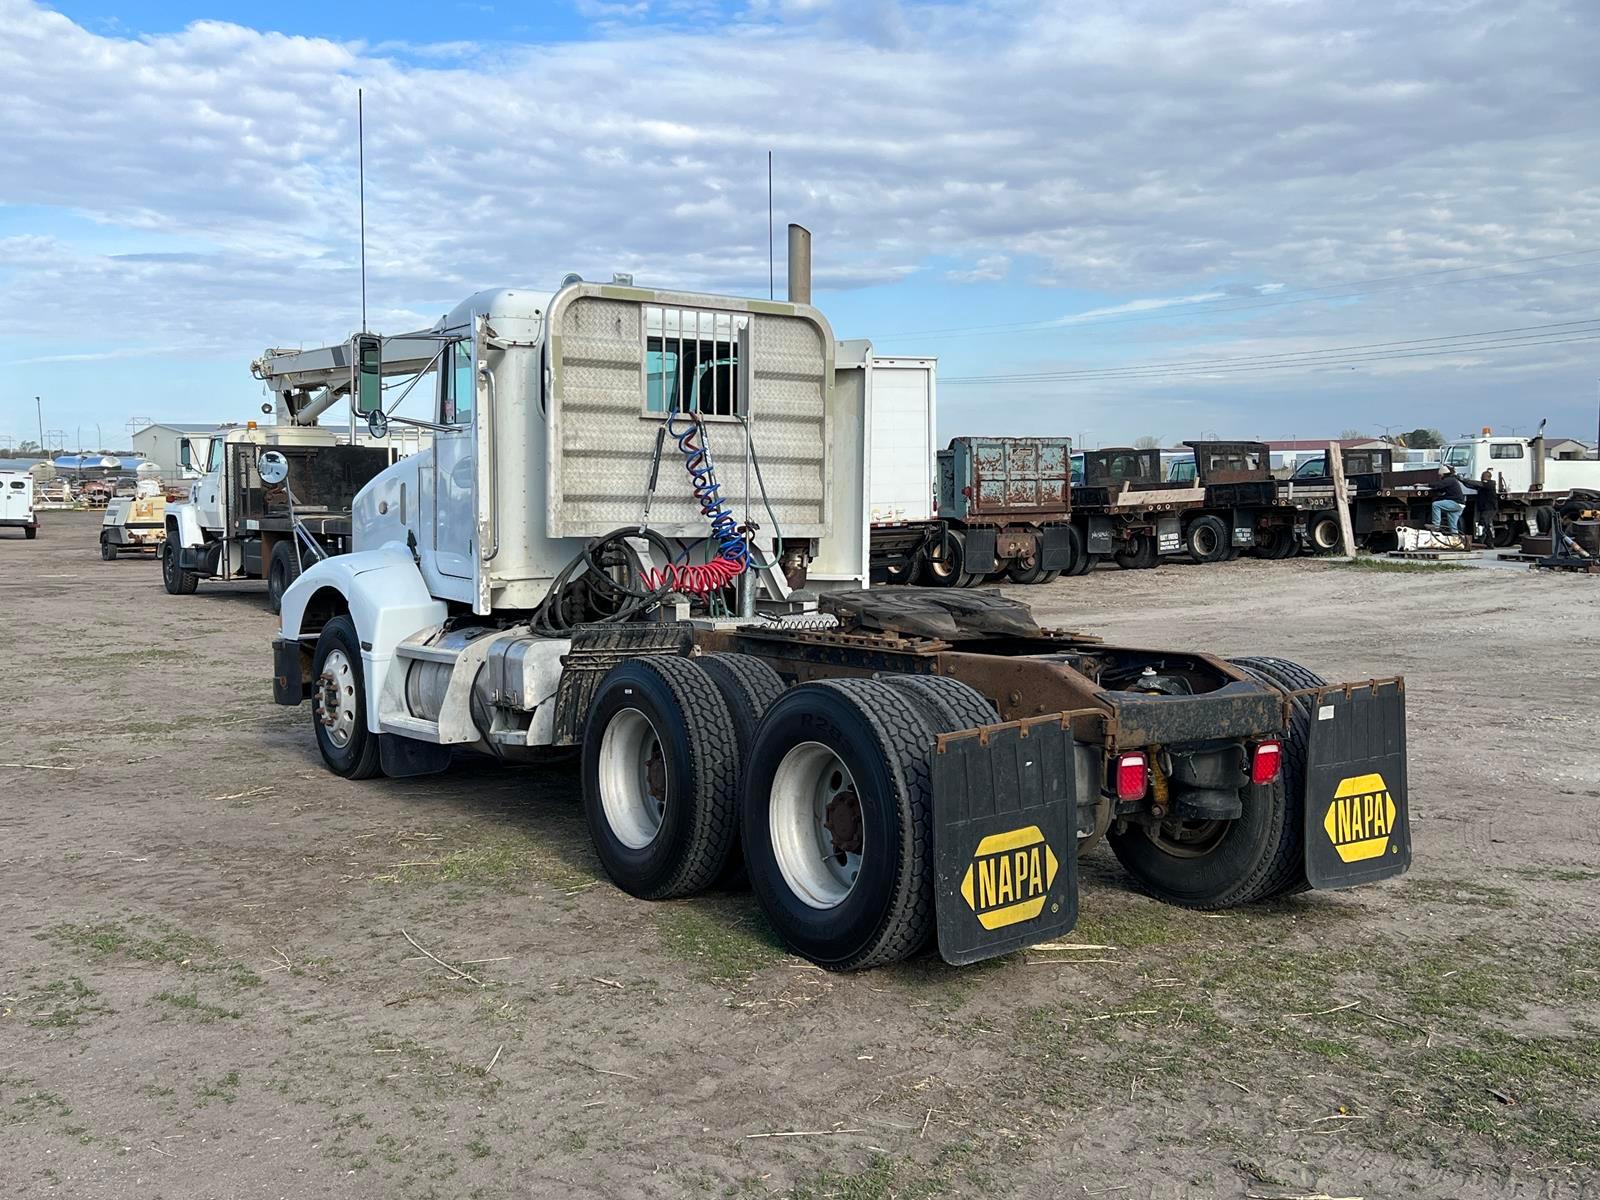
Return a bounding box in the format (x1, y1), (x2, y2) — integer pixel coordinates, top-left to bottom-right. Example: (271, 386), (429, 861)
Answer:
(432, 333), (478, 582)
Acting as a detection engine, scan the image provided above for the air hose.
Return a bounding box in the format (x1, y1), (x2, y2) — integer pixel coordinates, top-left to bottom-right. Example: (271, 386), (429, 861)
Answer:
(635, 411), (749, 597)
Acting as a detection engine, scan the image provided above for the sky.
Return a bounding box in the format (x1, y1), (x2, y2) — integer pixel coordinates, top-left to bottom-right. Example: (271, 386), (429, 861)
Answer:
(2, 0), (1598, 452)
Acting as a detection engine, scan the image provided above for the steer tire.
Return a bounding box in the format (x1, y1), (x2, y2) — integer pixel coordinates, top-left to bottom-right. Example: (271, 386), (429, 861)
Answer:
(267, 542), (302, 616)
(919, 528), (974, 588)
(1185, 515), (1229, 564)
(100, 538), (117, 561)
(878, 674), (1001, 733)
(1308, 513), (1341, 554)
(583, 657), (741, 900)
(161, 538), (198, 595)
(310, 615), (383, 780)
(883, 556), (918, 585)
(742, 679), (939, 970)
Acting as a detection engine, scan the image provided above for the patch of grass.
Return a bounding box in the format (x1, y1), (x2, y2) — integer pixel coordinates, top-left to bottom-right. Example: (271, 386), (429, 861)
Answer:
(44, 917), (220, 967)
(1510, 866), (1600, 884)
(466, 1133), (492, 1159)
(790, 1155), (895, 1200)
(1333, 557), (1467, 572)
(150, 988), (243, 1023)
(388, 828), (594, 893)
(653, 903), (784, 982)
(196, 1070), (242, 1106)
(20, 976), (113, 1031)
(1402, 877), (1517, 909)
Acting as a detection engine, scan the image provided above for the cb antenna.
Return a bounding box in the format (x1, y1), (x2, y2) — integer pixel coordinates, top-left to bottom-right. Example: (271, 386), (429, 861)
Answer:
(358, 87), (368, 331)
(767, 150), (774, 300)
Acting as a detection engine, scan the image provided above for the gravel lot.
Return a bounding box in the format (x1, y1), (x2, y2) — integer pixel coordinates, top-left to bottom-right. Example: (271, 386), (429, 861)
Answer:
(3, 509), (1598, 1199)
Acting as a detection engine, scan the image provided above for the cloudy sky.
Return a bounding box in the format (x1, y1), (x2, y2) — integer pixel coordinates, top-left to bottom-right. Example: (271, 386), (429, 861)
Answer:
(2, 0), (1598, 451)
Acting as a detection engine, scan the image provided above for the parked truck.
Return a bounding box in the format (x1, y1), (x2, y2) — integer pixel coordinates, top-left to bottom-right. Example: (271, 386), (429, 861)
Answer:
(268, 233), (1411, 971)
(0, 470), (39, 539)
(1438, 431), (1600, 546)
(1069, 447), (1207, 569)
(161, 422), (393, 610)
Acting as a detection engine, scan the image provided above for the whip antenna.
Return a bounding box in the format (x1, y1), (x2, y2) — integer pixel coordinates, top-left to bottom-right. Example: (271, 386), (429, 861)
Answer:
(358, 88), (368, 331)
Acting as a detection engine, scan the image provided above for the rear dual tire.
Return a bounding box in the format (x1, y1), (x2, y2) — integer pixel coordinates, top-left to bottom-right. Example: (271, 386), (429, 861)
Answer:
(1185, 515), (1229, 564)
(741, 677), (996, 971)
(1107, 655), (1325, 908)
(1113, 533), (1158, 570)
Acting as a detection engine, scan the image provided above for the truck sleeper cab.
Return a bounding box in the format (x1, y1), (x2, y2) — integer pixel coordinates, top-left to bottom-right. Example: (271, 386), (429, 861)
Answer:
(267, 269), (1411, 971)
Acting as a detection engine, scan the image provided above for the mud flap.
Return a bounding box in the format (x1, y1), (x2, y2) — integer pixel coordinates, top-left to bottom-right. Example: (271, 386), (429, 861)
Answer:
(1301, 681), (1411, 889)
(931, 723), (1079, 965)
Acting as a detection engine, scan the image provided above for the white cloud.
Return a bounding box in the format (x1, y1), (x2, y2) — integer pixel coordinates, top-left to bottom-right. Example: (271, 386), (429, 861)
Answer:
(0, 0), (1597, 438)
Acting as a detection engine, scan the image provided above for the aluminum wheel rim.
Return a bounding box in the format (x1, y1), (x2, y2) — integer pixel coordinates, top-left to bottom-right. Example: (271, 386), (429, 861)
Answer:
(925, 542), (956, 579)
(598, 708), (666, 850)
(315, 647), (359, 749)
(770, 742), (864, 909)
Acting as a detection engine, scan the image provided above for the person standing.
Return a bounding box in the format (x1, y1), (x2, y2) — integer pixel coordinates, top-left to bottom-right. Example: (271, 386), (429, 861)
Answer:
(1470, 468), (1501, 546)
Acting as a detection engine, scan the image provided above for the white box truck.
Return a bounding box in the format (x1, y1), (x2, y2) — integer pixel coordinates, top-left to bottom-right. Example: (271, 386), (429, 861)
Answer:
(0, 470), (39, 539)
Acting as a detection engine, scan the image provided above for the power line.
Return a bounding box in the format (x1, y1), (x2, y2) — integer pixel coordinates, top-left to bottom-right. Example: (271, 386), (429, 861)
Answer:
(942, 320), (1600, 386)
(944, 319), (1600, 382)
(879, 246), (1600, 341)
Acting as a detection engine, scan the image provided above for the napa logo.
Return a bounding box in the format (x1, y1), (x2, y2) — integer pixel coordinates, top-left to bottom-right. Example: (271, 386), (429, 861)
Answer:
(960, 825), (1059, 930)
(1323, 773), (1398, 863)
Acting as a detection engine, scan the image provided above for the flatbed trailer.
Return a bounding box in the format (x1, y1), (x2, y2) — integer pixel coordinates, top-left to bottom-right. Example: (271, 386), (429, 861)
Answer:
(263, 241), (1412, 971)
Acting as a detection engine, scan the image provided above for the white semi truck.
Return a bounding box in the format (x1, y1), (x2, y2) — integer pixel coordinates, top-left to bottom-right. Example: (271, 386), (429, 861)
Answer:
(268, 228), (1413, 970)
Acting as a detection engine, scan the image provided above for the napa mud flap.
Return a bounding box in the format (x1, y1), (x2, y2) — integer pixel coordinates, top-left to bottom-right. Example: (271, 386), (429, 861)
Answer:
(931, 722), (1079, 965)
(1301, 680), (1411, 889)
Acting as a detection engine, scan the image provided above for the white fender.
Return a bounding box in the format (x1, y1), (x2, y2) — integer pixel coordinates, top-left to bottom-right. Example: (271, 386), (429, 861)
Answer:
(164, 500), (206, 549)
(279, 544), (448, 730)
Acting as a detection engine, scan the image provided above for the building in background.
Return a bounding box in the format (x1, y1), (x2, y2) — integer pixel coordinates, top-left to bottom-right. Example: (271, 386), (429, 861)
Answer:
(131, 423), (232, 478)
(1264, 436), (1389, 472)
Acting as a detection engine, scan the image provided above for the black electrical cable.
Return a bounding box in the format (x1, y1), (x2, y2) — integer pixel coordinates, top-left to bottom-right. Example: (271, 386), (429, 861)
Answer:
(527, 526), (682, 637)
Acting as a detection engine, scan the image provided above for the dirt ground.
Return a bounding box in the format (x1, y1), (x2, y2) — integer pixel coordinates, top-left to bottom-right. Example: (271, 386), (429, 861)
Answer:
(3, 509), (1598, 1200)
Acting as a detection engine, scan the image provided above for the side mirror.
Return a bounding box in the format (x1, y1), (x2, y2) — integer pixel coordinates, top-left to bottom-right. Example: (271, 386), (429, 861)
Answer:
(179, 442), (191, 469)
(258, 450), (290, 486)
(366, 409), (389, 439)
(355, 333), (383, 416)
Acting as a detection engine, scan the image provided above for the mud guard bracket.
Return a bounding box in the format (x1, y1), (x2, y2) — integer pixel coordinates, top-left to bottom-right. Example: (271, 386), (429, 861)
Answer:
(1301, 680), (1411, 889)
(931, 721), (1079, 965)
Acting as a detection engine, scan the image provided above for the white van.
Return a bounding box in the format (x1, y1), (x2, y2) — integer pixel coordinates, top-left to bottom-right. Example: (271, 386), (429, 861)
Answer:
(1, 470), (39, 539)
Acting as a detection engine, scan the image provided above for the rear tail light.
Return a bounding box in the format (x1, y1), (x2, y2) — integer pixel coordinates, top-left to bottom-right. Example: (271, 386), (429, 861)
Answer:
(1251, 739), (1282, 785)
(1115, 751), (1148, 801)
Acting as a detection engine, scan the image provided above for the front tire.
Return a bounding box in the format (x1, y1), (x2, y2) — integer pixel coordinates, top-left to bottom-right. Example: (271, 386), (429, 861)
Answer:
(100, 538), (117, 560)
(742, 679), (939, 970)
(267, 542), (301, 615)
(311, 615), (382, 779)
(161, 539), (198, 594)
(582, 657), (741, 899)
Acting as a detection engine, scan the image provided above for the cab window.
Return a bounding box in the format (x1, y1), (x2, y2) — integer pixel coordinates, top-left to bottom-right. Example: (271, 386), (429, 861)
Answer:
(206, 439), (222, 472)
(1490, 442), (1523, 460)
(1442, 445), (1473, 469)
(441, 340), (475, 426)
(1293, 457), (1326, 479)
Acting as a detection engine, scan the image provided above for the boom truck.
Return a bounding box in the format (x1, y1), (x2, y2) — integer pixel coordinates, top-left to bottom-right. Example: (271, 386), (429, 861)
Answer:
(161, 378), (404, 610)
(268, 227), (1412, 970)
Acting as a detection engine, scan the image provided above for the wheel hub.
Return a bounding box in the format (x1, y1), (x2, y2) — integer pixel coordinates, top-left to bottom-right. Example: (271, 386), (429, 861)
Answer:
(823, 787), (863, 860)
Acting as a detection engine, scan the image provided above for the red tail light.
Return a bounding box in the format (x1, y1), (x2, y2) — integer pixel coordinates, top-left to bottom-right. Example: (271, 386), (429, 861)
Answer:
(1115, 751), (1148, 801)
(1251, 739), (1282, 785)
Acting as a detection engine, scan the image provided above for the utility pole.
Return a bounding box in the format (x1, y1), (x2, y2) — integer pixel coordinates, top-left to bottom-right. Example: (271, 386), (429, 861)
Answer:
(35, 395), (44, 454)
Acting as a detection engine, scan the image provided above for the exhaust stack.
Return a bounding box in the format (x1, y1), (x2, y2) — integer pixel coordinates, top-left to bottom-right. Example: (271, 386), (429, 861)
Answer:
(787, 224), (812, 305)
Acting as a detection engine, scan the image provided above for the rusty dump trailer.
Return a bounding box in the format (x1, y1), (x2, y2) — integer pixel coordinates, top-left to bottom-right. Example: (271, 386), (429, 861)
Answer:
(872, 436), (1075, 587)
